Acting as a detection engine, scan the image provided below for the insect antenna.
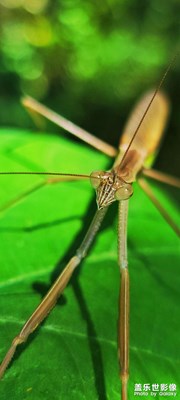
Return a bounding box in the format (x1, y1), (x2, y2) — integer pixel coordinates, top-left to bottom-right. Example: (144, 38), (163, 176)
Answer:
(119, 53), (178, 170)
(0, 171), (91, 179)
(118, 53), (179, 236)
(0, 172), (96, 212)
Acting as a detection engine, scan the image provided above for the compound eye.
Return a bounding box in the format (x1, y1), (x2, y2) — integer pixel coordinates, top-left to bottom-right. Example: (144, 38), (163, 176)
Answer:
(90, 171), (103, 189)
(115, 184), (133, 200)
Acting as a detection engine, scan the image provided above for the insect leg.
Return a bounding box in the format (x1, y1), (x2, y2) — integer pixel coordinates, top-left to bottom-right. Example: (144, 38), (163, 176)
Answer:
(0, 173), (90, 212)
(0, 207), (107, 379)
(142, 168), (180, 188)
(117, 200), (129, 400)
(0, 181), (47, 212)
(22, 96), (117, 157)
(138, 177), (180, 236)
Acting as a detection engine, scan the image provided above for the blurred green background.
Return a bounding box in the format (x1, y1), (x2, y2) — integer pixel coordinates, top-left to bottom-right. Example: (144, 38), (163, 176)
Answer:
(0, 3), (179, 399)
(0, 0), (179, 175)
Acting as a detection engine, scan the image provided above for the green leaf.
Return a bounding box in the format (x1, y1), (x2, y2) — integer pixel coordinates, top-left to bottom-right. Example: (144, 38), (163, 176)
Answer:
(0, 129), (179, 400)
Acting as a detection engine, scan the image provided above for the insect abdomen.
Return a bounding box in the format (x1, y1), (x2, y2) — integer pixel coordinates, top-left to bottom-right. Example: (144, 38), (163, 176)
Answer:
(119, 91), (170, 164)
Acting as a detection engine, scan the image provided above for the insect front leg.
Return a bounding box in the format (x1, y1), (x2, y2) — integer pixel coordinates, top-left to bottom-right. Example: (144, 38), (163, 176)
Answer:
(117, 200), (129, 400)
(0, 208), (107, 379)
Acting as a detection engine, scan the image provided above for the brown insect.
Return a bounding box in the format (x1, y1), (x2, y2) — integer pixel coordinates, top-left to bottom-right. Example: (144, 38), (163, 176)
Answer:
(0, 56), (179, 399)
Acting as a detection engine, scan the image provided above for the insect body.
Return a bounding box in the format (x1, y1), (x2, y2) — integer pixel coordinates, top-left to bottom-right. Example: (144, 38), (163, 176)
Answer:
(0, 64), (179, 400)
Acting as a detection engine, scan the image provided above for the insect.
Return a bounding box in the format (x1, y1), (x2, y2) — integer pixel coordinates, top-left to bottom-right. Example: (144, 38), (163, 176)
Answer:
(0, 58), (179, 399)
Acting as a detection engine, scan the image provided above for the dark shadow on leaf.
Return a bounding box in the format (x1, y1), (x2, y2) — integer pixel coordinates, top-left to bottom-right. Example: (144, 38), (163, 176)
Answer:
(31, 195), (117, 400)
(3, 175), (117, 399)
(33, 282), (67, 306)
(128, 238), (179, 297)
(72, 271), (108, 400)
(0, 216), (80, 232)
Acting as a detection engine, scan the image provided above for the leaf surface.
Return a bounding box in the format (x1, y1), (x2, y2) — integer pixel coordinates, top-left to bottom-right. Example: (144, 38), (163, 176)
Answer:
(0, 129), (179, 400)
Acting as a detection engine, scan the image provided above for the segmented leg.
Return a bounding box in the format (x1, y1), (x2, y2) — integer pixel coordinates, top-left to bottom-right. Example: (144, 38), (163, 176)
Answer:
(0, 173), (89, 212)
(138, 177), (180, 236)
(118, 200), (129, 400)
(0, 207), (107, 379)
(22, 96), (117, 157)
(142, 168), (180, 188)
